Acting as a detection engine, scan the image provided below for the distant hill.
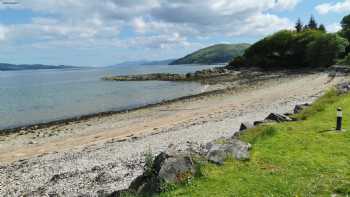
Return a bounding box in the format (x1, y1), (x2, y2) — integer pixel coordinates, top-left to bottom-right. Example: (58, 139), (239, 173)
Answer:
(0, 63), (76, 71)
(170, 43), (251, 65)
(112, 59), (176, 67)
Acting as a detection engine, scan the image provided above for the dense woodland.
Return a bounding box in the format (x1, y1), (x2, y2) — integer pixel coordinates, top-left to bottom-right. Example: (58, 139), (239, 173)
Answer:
(228, 15), (350, 69)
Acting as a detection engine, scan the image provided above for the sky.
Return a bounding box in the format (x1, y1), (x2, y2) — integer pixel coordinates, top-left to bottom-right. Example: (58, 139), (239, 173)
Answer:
(0, 0), (349, 67)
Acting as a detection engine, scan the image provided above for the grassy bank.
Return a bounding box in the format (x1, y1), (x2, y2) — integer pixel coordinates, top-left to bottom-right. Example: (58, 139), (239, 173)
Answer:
(157, 90), (350, 196)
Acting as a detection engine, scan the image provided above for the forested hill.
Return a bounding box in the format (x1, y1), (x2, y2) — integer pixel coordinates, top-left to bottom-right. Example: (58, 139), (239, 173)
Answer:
(170, 43), (250, 65)
(0, 63), (76, 71)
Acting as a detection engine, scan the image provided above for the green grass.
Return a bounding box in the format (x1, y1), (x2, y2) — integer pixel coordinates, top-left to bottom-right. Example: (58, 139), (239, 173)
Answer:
(158, 90), (350, 197)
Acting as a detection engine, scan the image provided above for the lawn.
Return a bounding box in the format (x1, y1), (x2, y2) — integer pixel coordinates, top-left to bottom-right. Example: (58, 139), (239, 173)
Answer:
(159, 90), (350, 197)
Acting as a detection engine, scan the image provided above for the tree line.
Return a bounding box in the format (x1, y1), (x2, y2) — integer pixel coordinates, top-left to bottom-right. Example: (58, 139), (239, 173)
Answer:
(295, 16), (326, 33)
(228, 15), (350, 69)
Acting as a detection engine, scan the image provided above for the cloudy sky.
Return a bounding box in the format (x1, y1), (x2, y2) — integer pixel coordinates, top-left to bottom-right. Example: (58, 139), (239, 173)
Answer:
(0, 0), (349, 66)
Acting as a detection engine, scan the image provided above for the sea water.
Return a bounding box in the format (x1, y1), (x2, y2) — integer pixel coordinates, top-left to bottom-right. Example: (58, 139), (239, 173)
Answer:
(0, 64), (215, 129)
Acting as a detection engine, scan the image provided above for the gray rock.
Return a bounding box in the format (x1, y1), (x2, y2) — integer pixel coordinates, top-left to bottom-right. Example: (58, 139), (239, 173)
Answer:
(239, 122), (255, 132)
(206, 146), (227, 165)
(207, 139), (251, 165)
(336, 82), (350, 94)
(254, 120), (269, 126)
(265, 113), (292, 123)
(159, 155), (195, 183)
(129, 151), (196, 195)
(294, 103), (310, 114)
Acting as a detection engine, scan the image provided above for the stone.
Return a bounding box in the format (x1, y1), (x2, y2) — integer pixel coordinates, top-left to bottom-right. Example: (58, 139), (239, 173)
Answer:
(206, 138), (251, 165)
(336, 82), (350, 94)
(294, 103), (310, 114)
(239, 122), (255, 132)
(207, 146), (227, 165)
(128, 151), (196, 195)
(265, 113), (292, 123)
(158, 155), (195, 183)
(28, 141), (36, 145)
(254, 120), (273, 126)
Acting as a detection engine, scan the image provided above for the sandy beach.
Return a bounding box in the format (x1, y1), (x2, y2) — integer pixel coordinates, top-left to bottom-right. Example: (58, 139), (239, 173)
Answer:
(0, 70), (347, 196)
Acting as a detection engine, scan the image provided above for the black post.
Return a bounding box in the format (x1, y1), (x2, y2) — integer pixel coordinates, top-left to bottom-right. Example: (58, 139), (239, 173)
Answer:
(336, 107), (342, 131)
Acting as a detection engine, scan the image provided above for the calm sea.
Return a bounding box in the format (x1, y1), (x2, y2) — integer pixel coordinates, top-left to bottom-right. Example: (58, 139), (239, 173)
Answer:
(0, 64), (215, 130)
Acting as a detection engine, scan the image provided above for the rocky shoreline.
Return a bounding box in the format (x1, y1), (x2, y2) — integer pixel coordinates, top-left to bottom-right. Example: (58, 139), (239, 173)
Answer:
(0, 71), (347, 196)
(1, 67), (291, 136)
(102, 67), (231, 83)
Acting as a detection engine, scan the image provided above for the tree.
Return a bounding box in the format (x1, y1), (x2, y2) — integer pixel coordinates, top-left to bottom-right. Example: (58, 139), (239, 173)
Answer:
(307, 15), (318, 30)
(341, 15), (350, 40)
(318, 24), (326, 32)
(341, 14), (350, 30)
(340, 14), (350, 54)
(295, 18), (303, 32)
(232, 29), (348, 69)
(306, 33), (348, 67)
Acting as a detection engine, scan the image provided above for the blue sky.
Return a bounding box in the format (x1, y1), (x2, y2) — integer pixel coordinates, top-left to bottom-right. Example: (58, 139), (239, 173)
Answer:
(0, 0), (349, 67)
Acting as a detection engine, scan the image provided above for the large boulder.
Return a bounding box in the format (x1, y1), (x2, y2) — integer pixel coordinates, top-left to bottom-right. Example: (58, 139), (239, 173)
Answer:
(128, 151), (196, 195)
(265, 113), (292, 123)
(206, 138), (251, 165)
(159, 155), (195, 183)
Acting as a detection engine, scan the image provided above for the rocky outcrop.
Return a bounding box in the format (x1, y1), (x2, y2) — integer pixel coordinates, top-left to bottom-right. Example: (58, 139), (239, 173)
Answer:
(102, 67), (230, 82)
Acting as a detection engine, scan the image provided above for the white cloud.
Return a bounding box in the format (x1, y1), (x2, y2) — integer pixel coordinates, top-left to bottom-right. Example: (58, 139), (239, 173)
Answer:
(2, 0), (300, 50)
(316, 0), (350, 14)
(326, 23), (342, 33)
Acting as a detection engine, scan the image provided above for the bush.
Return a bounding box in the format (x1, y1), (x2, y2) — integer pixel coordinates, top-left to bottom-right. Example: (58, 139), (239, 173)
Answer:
(144, 147), (155, 177)
(227, 55), (246, 68)
(337, 54), (350, 65)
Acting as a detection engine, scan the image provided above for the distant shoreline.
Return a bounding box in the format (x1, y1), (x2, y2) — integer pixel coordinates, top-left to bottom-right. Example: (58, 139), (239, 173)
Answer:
(0, 63), (78, 71)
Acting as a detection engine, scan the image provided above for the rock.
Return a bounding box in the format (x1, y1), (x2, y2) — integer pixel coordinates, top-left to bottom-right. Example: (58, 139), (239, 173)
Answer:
(239, 122), (255, 132)
(159, 155), (195, 183)
(28, 141), (36, 145)
(336, 82), (350, 94)
(207, 138), (251, 165)
(254, 119), (276, 126)
(129, 151), (196, 195)
(206, 147), (227, 165)
(234, 122), (255, 136)
(265, 113), (292, 123)
(294, 103), (310, 114)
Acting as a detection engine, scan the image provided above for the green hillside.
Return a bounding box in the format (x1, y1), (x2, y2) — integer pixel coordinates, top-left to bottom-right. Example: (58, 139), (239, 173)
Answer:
(170, 43), (250, 65)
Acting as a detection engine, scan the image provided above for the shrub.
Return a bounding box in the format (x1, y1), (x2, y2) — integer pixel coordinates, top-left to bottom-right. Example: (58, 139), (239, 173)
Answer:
(144, 147), (155, 177)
